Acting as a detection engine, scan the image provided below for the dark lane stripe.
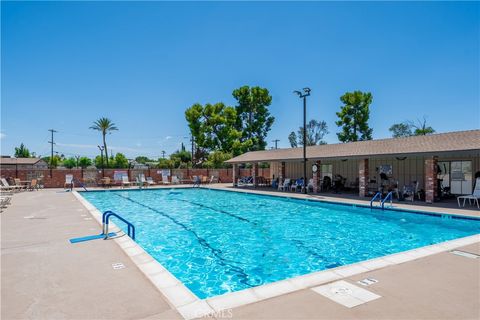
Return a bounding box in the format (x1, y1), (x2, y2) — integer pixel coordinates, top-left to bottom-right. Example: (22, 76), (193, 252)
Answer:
(113, 193), (255, 288)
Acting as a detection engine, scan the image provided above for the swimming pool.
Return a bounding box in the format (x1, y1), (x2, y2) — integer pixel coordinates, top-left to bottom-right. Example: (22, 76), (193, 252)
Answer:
(80, 188), (480, 299)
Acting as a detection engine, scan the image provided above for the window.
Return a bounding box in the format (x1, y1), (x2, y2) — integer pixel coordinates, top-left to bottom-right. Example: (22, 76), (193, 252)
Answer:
(321, 164), (333, 180)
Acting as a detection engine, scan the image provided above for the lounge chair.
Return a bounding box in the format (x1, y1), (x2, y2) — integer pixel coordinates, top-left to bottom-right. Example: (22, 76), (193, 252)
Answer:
(209, 176), (219, 184)
(237, 176), (253, 187)
(278, 178), (291, 191)
(146, 177), (156, 186)
(28, 179), (38, 191)
(1, 179), (22, 192)
(65, 174), (74, 189)
(121, 175), (132, 188)
(457, 178), (480, 209)
(14, 178), (27, 190)
(161, 175), (170, 185)
(137, 174), (148, 187)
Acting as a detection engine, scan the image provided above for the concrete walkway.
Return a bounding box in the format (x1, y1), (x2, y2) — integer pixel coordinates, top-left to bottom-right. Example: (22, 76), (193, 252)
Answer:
(1, 189), (181, 320)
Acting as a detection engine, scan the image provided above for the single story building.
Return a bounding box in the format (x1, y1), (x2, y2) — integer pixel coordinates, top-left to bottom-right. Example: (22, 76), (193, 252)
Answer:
(0, 157), (49, 169)
(225, 130), (480, 203)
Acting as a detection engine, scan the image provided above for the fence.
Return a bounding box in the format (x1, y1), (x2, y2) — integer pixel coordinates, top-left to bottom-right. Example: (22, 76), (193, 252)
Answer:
(0, 167), (270, 188)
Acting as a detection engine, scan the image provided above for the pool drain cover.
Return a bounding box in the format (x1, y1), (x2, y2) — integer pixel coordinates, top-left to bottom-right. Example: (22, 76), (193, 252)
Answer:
(112, 262), (125, 270)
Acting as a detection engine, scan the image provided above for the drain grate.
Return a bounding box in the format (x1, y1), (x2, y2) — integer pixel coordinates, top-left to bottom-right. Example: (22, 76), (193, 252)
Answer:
(451, 250), (480, 259)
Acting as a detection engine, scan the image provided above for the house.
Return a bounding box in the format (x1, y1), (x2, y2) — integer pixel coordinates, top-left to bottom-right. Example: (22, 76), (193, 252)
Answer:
(226, 130), (480, 203)
(0, 157), (49, 169)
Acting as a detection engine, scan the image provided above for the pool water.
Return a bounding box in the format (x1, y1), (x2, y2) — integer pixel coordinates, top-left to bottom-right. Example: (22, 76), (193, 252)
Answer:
(80, 188), (480, 299)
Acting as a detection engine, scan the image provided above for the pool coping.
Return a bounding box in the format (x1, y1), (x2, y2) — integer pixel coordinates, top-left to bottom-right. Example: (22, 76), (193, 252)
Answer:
(72, 189), (480, 320)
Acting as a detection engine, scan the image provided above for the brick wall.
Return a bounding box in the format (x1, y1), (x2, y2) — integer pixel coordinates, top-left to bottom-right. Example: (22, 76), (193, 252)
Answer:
(0, 168), (269, 188)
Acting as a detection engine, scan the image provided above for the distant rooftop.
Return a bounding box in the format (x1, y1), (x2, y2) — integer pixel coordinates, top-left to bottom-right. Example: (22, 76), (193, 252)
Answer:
(226, 130), (480, 163)
(0, 157), (45, 165)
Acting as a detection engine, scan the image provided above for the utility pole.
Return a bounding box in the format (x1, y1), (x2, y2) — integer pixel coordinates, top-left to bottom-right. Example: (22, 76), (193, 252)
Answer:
(190, 134), (195, 168)
(272, 139), (280, 149)
(48, 129), (57, 177)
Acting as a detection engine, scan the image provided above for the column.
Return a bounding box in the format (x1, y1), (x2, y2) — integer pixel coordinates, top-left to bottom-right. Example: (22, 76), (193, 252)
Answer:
(425, 156), (438, 203)
(232, 163), (238, 187)
(252, 163), (259, 187)
(313, 160), (322, 193)
(359, 159), (369, 197)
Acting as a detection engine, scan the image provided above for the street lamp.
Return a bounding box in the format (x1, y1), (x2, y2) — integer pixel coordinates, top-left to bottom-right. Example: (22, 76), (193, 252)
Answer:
(294, 87), (311, 194)
(98, 145), (105, 177)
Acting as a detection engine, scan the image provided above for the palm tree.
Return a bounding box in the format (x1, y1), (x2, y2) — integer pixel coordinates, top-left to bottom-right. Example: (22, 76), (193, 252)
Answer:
(89, 117), (118, 165)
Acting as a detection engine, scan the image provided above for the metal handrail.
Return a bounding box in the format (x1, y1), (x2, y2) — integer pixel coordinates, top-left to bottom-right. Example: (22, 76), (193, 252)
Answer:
(102, 210), (135, 240)
(72, 178), (88, 191)
(381, 191), (394, 210)
(370, 192), (382, 208)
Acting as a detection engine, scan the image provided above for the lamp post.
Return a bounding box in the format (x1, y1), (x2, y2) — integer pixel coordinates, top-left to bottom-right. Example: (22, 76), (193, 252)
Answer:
(98, 145), (105, 177)
(294, 87), (311, 194)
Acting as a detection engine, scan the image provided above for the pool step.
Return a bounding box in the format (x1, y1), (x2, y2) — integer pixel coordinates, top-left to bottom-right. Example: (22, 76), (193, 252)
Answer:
(69, 232), (116, 244)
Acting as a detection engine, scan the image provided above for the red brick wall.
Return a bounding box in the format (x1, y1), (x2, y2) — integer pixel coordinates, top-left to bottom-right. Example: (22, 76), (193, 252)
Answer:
(0, 168), (269, 188)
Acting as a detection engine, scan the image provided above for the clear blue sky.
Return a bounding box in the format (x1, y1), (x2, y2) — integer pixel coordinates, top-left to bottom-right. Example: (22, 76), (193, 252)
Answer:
(2, 1), (479, 159)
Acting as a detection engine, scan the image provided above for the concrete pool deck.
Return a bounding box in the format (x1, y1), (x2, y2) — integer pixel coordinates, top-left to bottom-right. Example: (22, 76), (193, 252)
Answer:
(1, 185), (479, 319)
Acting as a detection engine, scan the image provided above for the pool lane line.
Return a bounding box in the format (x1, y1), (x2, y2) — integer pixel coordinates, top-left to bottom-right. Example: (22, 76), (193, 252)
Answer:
(170, 197), (255, 224)
(113, 193), (256, 288)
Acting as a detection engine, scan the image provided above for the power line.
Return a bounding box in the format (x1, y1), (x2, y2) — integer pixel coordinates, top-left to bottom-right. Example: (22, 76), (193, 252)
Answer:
(272, 139), (280, 149)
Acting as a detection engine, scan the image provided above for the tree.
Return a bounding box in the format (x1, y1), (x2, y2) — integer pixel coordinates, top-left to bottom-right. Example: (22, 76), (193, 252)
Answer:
(78, 157), (92, 168)
(335, 91), (373, 142)
(411, 117), (435, 136)
(14, 143), (31, 158)
(158, 158), (174, 169)
(232, 86), (275, 151)
(288, 132), (298, 148)
(135, 156), (151, 164)
(389, 122), (413, 138)
(89, 117), (118, 165)
(94, 155), (104, 168)
(204, 151), (232, 168)
(62, 157), (77, 169)
(389, 117), (435, 138)
(42, 155), (61, 168)
(113, 153), (129, 168)
(185, 102), (244, 158)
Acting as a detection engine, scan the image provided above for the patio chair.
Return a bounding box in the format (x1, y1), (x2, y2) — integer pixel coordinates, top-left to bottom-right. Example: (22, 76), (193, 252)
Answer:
(137, 174), (148, 187)
(1, 178), (22, 192)
(64, 174), (74, 189)
(14, 178), (27, 190)
(306, 178), (314, 192)
(171, 176), (180, 184)
(121, 175), (132, 188)
(403, 181), (420, 202)
(28, 179), (38, 191)
(457, 177), (480, 209)
(161, 174), (170, 185)
(146, 177), (156, 186)
(291, 178), (304, 192)
(209, 176), (219, 184)
(193, 175), (201, 188)
(278, 178), (291, 191)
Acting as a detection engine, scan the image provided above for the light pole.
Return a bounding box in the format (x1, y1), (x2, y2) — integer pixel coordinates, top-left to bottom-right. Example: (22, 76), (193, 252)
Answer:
(294, 87), (311, 194)
(98, 145), (105, 177)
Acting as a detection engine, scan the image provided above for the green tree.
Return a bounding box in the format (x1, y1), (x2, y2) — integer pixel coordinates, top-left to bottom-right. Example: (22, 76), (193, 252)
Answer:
(62, 157), (77, 169)
(78, 157), (92, 168)
(335, 91), (373, 142)
(89, 117), (118, 165)
(290, 119), (328, 146)
(94, 155), (104, 168)
(204, 151), (232, 168)
(411, 118), (435, 136)
(232, 86), (275, 151)
(135, 156), (151, 164)
(158, 158), (174, 169)
(113, 153), (129, 168)
(185, 102), (244, 158)
(14, 143), (31, 158)
(288, 132), (298, 148)
(389, 122), (413, 138)
(42, 155), (61, 168)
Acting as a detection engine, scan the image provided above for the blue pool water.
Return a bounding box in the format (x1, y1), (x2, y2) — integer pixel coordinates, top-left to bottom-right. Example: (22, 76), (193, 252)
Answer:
(80, 188), (480, 299)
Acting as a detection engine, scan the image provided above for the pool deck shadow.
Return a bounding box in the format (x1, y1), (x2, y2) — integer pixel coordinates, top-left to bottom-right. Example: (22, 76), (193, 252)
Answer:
(1, 186), (479, 320)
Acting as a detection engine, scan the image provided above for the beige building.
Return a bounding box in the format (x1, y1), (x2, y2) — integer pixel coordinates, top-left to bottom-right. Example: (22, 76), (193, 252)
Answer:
(226, 130), (480, 203)
(0, 157), (49, 169)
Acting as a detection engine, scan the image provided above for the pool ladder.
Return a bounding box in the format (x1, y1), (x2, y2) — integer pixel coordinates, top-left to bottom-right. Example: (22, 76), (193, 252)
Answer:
(102, 210), (136, 240)
(370, 191), (394, 210)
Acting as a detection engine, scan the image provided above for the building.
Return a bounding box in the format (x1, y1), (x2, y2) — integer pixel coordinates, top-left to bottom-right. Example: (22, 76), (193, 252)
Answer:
(0, 157), (49, 169)
(226, 130), (480, 203)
